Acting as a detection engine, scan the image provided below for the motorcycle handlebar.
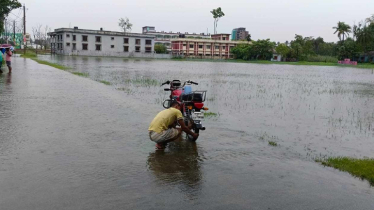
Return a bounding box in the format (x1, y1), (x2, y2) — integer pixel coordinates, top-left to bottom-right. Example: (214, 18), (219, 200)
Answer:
(160, 81), (170, 86)
(187, 80), (198, 85)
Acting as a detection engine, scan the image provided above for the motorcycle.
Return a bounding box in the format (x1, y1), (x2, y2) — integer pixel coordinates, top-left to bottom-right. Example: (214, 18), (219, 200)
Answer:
(161, 80), (208, 141)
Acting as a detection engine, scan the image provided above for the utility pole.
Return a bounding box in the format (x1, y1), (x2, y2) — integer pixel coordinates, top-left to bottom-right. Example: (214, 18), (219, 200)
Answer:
(13, 20), (16, 43)
(23, 4), (26, 54)
(5, 18), (8, 44)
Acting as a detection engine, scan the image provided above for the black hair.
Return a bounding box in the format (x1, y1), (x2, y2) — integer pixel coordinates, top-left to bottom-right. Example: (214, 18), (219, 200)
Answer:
(170, 100), (180, 107)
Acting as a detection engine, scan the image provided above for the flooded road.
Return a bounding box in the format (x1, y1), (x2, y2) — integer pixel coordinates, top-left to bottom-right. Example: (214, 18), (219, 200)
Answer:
(0, 56), (373, 209)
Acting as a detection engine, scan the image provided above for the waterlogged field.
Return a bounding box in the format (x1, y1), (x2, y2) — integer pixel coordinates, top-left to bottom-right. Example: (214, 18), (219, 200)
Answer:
(2, 56), (374, 209)
(38, 55), (374, 159)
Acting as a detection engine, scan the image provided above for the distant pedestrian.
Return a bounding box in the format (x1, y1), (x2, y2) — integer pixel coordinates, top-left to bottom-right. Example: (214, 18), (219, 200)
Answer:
(0, 50), (3, 74)
(5, 48), (12, 73)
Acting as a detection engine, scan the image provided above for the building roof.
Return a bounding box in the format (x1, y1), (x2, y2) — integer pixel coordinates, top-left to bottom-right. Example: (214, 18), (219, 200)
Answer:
(171, 38), (251, 44)
(212, 33), (231, 35)
(48, 28), (155, 38)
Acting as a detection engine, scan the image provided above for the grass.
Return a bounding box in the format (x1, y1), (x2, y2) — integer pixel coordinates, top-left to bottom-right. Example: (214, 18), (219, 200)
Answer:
(72, 72), (89, 77)
(172, 57), (374, 69)
(268, 141), (278, 146)
(204, 112), (218, 117)
(21, 52), (70, 70)
(125, 78), (159, 86)
(100, 80), (111, 85)
(316, 157), (374, 185)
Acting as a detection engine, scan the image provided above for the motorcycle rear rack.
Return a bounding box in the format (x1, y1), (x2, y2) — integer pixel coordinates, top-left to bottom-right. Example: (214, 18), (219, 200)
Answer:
(180, 91), (207, 103)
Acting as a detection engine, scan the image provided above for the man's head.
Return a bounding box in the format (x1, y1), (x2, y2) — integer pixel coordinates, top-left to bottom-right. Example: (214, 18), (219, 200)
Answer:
(170, 100), (181, 110)
(5, 48), (9, 52)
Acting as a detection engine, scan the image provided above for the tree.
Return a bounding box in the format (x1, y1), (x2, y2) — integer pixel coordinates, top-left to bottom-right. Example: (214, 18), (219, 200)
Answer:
(275, 43), (290, 59)
(0, 0), (22, 34)
(210, 7), (225, 34)
(333, 21), (351, 42)
(252, 39), (276, 60)
(365, 14), (374, 24)
(154, 43), (167, 54)
(246, 34), (251, 41)
(355, 21), (374, 53)
(118, 17), (132, 33)
(313, 37), (324, 54)
(230, 44), (253, 60)
(337, 37), (359, 59)
(32, 24), (51, 51)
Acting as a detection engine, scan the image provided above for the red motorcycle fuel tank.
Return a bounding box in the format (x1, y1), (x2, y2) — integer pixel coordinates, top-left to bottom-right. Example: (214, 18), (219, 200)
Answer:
(172, 89), (183, 101)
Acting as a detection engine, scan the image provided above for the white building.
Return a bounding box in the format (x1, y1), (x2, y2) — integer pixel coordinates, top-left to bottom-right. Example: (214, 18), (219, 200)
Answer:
(48, 27), (168, 58)
(271, 53), (282, 62)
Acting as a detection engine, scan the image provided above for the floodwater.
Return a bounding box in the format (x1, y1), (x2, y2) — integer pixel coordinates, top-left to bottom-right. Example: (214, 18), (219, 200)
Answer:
(0, 56), (373, 209)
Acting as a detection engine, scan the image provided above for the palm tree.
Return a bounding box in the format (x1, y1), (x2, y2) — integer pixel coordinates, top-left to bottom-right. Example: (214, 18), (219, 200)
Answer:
(333, 22), (352, 42)
(210, 7), (225, 34)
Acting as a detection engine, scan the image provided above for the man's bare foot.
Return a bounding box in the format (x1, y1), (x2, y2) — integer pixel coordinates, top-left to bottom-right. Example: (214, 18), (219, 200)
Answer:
(155, 143), (165, 150)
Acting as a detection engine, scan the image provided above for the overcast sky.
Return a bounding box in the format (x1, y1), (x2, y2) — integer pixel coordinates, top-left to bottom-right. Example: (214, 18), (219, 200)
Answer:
(10, 0), (374, 42)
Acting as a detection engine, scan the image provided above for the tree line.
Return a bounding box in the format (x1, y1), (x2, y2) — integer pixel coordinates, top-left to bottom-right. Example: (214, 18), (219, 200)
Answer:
(232, 14), (374, 63)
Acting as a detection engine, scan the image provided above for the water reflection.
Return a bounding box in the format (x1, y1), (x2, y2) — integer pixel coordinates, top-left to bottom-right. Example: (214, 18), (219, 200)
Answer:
(6, 73), (11, 85)
(147, 141), (203, 199)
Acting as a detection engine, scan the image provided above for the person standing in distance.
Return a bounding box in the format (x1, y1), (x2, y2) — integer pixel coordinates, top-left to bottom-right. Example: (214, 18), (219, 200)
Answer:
(5, 48), (12, 73)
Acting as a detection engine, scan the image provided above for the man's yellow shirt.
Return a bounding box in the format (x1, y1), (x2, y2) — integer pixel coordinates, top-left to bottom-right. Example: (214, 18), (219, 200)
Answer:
(148, 107), (183, 133)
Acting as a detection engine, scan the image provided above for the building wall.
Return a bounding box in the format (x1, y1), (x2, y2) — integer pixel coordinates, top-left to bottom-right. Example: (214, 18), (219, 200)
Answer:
(50, 29), (155, 58)
(171, 39), (249, 59)
(144, 32), (210, 50)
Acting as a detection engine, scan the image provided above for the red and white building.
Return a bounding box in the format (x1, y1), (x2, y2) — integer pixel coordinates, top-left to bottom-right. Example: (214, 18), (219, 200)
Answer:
(171, 34), (249, 59)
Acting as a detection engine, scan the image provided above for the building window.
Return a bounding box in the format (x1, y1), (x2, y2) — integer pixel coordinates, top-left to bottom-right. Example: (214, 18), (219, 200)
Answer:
(222, 37), (226, 40)
(215, 46), (220, 50)
(189, 44), (194, 48)
(206, 45), (211, 49)
(135, 46), (140, 52)
(222, 46), (226, 50)
(82, 35), (88, 42)
(135, 39), (141, 45)
(82, 44), (88, 50)
(111, 37), (114, 40)
(124, 46), (129, 52)
(145, 47), (152, 53)
(145, 40), (152, 45)
(73, 43), (76, 50)
(73, 35), (76, 41)
(199, 45), (203, 49)
(96, 36), (101, 43)
(66, 42), (70, 47)
(95, 44), (101, 51)
(124, 38), (129, 44)
(183, 44), (186, 46)
(111, 45), (114, 48)
(66, 34), (70, 38)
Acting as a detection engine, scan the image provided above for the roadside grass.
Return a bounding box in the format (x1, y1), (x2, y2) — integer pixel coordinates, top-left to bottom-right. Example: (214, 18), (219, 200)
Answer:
(100, 80), (111, 85)
(204, 112), (218, 117)
(21, 53), (69, 70)
(125, 78), (159, 86)
(72, 72), (89, 77)
(268, 141), (278, 146)
(316, 157), (374, 186)
(172, 58), (374, 69)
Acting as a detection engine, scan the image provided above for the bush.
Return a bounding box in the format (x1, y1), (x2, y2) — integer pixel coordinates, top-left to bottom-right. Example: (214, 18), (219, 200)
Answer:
(306, 55), (338, 63)
(154, 44), (167, 54)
